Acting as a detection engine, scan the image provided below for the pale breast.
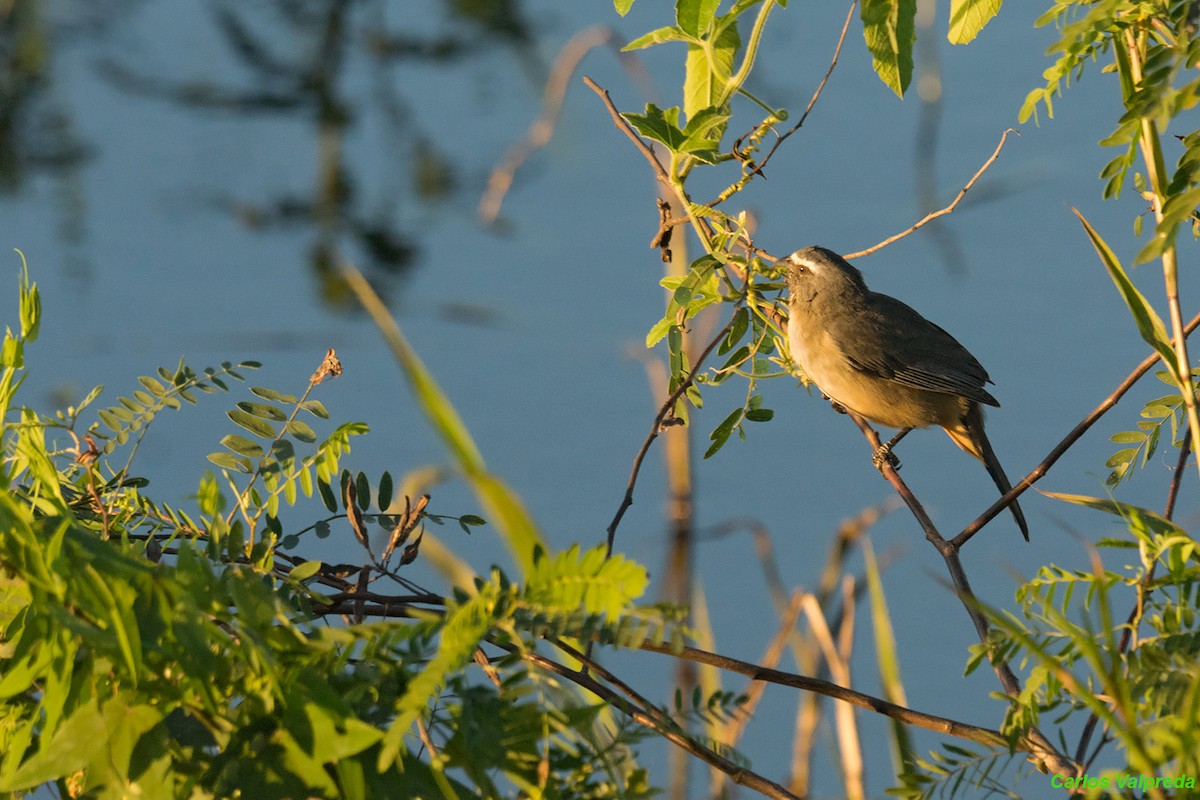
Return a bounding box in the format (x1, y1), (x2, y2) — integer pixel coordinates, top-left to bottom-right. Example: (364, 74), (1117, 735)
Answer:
(787, 309), (966, 431)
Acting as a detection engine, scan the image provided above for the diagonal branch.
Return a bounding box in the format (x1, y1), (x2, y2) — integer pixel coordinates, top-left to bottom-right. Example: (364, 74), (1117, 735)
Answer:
(953, 308), (1200, 548)
(638, 640), (1006, 748)
(514, 644), (800, 800)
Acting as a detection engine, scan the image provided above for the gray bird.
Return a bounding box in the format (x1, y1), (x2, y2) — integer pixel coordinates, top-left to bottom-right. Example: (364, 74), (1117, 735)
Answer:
(780, 246), (1029, 541)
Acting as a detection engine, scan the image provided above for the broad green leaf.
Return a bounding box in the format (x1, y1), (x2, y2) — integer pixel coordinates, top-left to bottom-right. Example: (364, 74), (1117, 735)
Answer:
(1073, 208), (1174, 366)
(861, 0), (916, 97)
(680, 106), (731, 149)
(623, 104), (687, 151)
(676, 0), (720, 37)
(684, 23), (740, 119)
(947, 0), (1002, 45)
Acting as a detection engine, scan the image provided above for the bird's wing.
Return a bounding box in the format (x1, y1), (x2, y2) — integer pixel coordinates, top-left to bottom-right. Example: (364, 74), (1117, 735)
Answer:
(832, 292), (999, 407)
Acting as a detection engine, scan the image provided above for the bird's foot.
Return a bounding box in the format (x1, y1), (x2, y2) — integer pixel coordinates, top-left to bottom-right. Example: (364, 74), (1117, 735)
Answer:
(826, 397), (848, 415)
(872, 443), (901, 472)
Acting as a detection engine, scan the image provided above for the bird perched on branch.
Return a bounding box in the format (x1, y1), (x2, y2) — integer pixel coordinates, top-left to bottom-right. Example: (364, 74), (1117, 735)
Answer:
(779, 246), (1029, 541)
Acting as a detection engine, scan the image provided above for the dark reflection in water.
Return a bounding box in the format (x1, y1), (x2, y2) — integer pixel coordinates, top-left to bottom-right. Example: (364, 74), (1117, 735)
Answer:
(2, 0), (535, 308)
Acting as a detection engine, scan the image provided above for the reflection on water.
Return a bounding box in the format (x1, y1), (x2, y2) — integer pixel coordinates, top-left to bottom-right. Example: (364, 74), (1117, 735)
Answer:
(1, 0), (537, 306)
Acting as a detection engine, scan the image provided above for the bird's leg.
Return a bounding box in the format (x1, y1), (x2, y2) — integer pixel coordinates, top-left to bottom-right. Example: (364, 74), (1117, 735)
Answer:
(824, 395), (849, 415)
(872, 428), (911, 472)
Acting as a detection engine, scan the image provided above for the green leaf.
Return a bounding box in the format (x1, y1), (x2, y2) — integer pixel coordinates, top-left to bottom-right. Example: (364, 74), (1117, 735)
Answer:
(207, 452), (253, 473)
(284, 419), (317, 443)
(377, 471), (394, 511)
(228, 408), (277, 439)
(623, 104), (687, 151)
(683, 22), (739, 119)
(861, 0), (916, 97)
(300, 399), (329, 419)
(623, 25), (693, 51)
(720, 307), (749, 356)
(526, 545), (649, 617)
(138, 376), (167, 397)
(318, 479), (338, 513)
(646, 317), (676, 349)
(1073, 208), (1174, 366)
(343, 264), (545, 577)
(221, 434), (264, 458)
(614, 0), (635, 15)
(947, 0), (1002, 45)
(250, 386), (299, 404)
(1041, 490), (1184, 537)
(676, 0), (720, 37)
(289, 560), (323, 582)
(379, 585), (500, 770)
(237, 401), (288, 421)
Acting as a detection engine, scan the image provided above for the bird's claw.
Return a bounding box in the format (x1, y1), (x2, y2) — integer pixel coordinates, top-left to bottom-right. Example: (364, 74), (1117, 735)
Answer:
(872, 443), (901, 472)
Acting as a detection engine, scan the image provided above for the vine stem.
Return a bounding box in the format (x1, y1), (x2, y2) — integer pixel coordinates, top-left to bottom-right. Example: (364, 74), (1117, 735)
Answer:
(1120, 27), (1200, 485)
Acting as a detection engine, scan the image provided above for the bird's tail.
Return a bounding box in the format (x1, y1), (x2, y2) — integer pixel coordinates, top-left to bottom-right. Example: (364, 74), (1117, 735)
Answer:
(945, 404), (1030, 541)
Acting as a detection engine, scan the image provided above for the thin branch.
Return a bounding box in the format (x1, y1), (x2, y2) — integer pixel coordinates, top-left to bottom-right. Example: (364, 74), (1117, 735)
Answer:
(837, 410), (1077, 775)
(844, 129), (1019, 259)
(518, 647), (800, 800)
(583, 75), (676, 195)
(733, 0), (856, 185)
(605, 313), (736, 556)
(638, 640), (1007, 748)
(953, 308), (1200, 548)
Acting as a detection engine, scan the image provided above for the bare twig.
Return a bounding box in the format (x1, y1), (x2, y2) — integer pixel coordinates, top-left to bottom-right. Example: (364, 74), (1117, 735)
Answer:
(953, 308), (1200, 548)
(415, 716), (438, 760)
(583, 75), (676, 195)
(605, 314), (736, 556)
(844, 129), (1020, 259)
(638, 640), (1007, 748)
